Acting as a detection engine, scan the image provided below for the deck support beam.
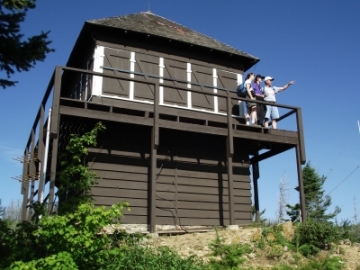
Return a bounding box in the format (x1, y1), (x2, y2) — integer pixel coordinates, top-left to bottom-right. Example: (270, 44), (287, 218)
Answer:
(252, 155), (260, 223)
(37, 105), (45, 202)
(149, 83), (160, 232)
(48, 137), (58, 214)
(226, 96), (235, 225)
(21, 148), (29, 220)
(296, 145), (306, 222)
(28, 129), (36, 219)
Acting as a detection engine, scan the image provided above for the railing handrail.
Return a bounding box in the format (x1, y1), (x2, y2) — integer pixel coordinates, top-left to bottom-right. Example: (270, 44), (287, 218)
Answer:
(24, 65), (303, 151)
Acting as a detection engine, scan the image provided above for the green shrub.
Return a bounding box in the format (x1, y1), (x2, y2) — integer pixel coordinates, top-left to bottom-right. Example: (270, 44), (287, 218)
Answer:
(295, 220), (341, 251)
(297, 255), (344, 270)
(207, 229), (252, 270)
(102, 246), (205, 270)
(339, 220), (360, 243)
(8, 252), (78, 270)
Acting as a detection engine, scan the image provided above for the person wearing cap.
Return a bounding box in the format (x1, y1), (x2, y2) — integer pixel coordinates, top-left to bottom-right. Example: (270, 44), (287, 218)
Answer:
(263, 76), (295, 129)
(244, 73), (256, 125)
(252, 74), (266, 126)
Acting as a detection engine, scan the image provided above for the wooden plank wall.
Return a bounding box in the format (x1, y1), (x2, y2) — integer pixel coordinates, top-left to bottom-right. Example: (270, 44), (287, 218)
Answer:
(88, 123), (252, 226)
(100, 47), (240, 113)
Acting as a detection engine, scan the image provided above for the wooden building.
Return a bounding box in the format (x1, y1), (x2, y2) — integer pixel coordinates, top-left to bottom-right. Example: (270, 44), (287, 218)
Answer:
(19, 12), (306, 232)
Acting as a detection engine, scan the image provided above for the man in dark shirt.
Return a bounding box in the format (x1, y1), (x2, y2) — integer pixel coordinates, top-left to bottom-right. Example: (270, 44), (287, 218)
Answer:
(252, 74), (265, 126)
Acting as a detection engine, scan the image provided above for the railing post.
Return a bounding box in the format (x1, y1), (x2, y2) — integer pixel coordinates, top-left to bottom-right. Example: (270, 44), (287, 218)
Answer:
(50, 67), (62, 138)
(226, 96), (235, 225)
(296, 108), (306, 164)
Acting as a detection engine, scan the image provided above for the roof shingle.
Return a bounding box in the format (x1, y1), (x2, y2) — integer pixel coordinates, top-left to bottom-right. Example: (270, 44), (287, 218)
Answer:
(87, 12), (258, 61)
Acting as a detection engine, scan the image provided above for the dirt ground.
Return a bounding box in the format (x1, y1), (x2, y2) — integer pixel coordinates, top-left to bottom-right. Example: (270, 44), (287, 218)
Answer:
(145, 227), (360, 269)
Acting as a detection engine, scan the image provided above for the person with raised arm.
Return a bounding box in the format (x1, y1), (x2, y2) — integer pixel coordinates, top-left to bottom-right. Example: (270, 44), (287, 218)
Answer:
(263, 76), (295, 129)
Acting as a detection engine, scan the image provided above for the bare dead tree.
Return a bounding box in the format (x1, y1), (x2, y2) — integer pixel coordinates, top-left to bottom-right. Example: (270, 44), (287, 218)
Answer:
(276, 173), (290, 223)
(3, 199), (21, 222)
(354, 196), (358, 224)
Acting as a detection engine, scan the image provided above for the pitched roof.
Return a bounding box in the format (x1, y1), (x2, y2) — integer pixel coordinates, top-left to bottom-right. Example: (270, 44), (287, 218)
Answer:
(87, 12), (258, 61)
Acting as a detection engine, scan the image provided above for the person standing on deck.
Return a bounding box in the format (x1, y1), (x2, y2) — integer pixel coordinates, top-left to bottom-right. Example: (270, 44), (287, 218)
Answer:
(263, 76), (295, 129)
(252, 74), (265, 126)
(244, 73), (256, 125)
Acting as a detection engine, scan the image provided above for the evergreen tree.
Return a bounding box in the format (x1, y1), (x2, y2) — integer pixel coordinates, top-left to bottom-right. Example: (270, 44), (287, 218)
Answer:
(287, 162), (341, 222)
(0, 0), (54, 89)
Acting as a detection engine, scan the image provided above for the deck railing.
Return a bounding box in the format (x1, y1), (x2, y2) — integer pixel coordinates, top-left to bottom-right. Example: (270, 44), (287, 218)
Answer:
(20, 65), (306, 221)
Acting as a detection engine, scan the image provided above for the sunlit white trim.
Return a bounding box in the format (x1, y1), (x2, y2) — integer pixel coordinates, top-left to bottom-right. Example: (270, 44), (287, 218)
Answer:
(129, 52), (136, 100)
(99, 93), (241, 117)
(39, 108), (52, 203)
(101, 94), (153, 104)
(187, 63), (192, 108)
(237, 73), (245, 118)
(92, 46), (104, 96)
(213, 68), (218, 113)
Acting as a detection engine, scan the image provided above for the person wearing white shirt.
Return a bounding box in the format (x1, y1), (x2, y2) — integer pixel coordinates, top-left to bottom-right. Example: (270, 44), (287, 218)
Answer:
(263, 76), (295, 129)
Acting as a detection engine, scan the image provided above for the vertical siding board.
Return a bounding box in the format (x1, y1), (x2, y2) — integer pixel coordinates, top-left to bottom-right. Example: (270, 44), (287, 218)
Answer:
(162, 59), (187, 106)
(191, 65), (213, 110)
(102, 48), (130, 97)
(134, 53), (158, 101)
(217, 70), (239, 114)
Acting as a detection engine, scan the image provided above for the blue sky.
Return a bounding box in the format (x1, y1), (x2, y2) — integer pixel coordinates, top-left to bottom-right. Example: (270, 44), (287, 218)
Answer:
(1, 0), (359, 222)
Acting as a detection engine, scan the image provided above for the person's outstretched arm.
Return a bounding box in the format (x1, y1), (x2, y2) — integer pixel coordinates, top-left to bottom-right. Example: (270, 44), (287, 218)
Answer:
(278, 80), (295, 92)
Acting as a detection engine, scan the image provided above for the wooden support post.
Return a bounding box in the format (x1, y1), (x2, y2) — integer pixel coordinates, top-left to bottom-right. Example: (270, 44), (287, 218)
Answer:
(149, 83), (159, 232)
(296, 108), (306, 164)
(252, 158), (260, 223)
(21, 148), (29, 220)
(296, 145), (306, 222)
(28, 129), (36, 219)
(226, 96), (235, 225)
(48, 137), (58, 214)
(50, 66), (62, 138)
(37, 104), (45, 202)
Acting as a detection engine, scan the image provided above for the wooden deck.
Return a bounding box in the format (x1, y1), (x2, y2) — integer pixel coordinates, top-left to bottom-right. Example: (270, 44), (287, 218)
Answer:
(19, 66), (306, 230)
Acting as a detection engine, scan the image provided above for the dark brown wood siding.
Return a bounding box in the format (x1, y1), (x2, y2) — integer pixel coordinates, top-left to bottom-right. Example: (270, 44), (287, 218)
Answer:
(217, 70), (239, 114)
(191, 64), (214, 111)
(88, 124), (252, 226)
(162, 59), (188, 106)
(102, 48), (130, 97)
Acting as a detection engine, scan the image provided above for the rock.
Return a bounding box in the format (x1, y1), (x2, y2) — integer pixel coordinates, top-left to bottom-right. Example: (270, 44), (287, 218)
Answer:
(250, 228), (263, 242)
(281, 221), (295, 241)
(283, 246), (289, 252)
(344, 239), (351, 245)
(317, 251), (328, 260)
(227, 225), (239, 231)
(231, 236), (241, 244)
(266, 232), (276, 242)
(247, 253), (256, 259)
